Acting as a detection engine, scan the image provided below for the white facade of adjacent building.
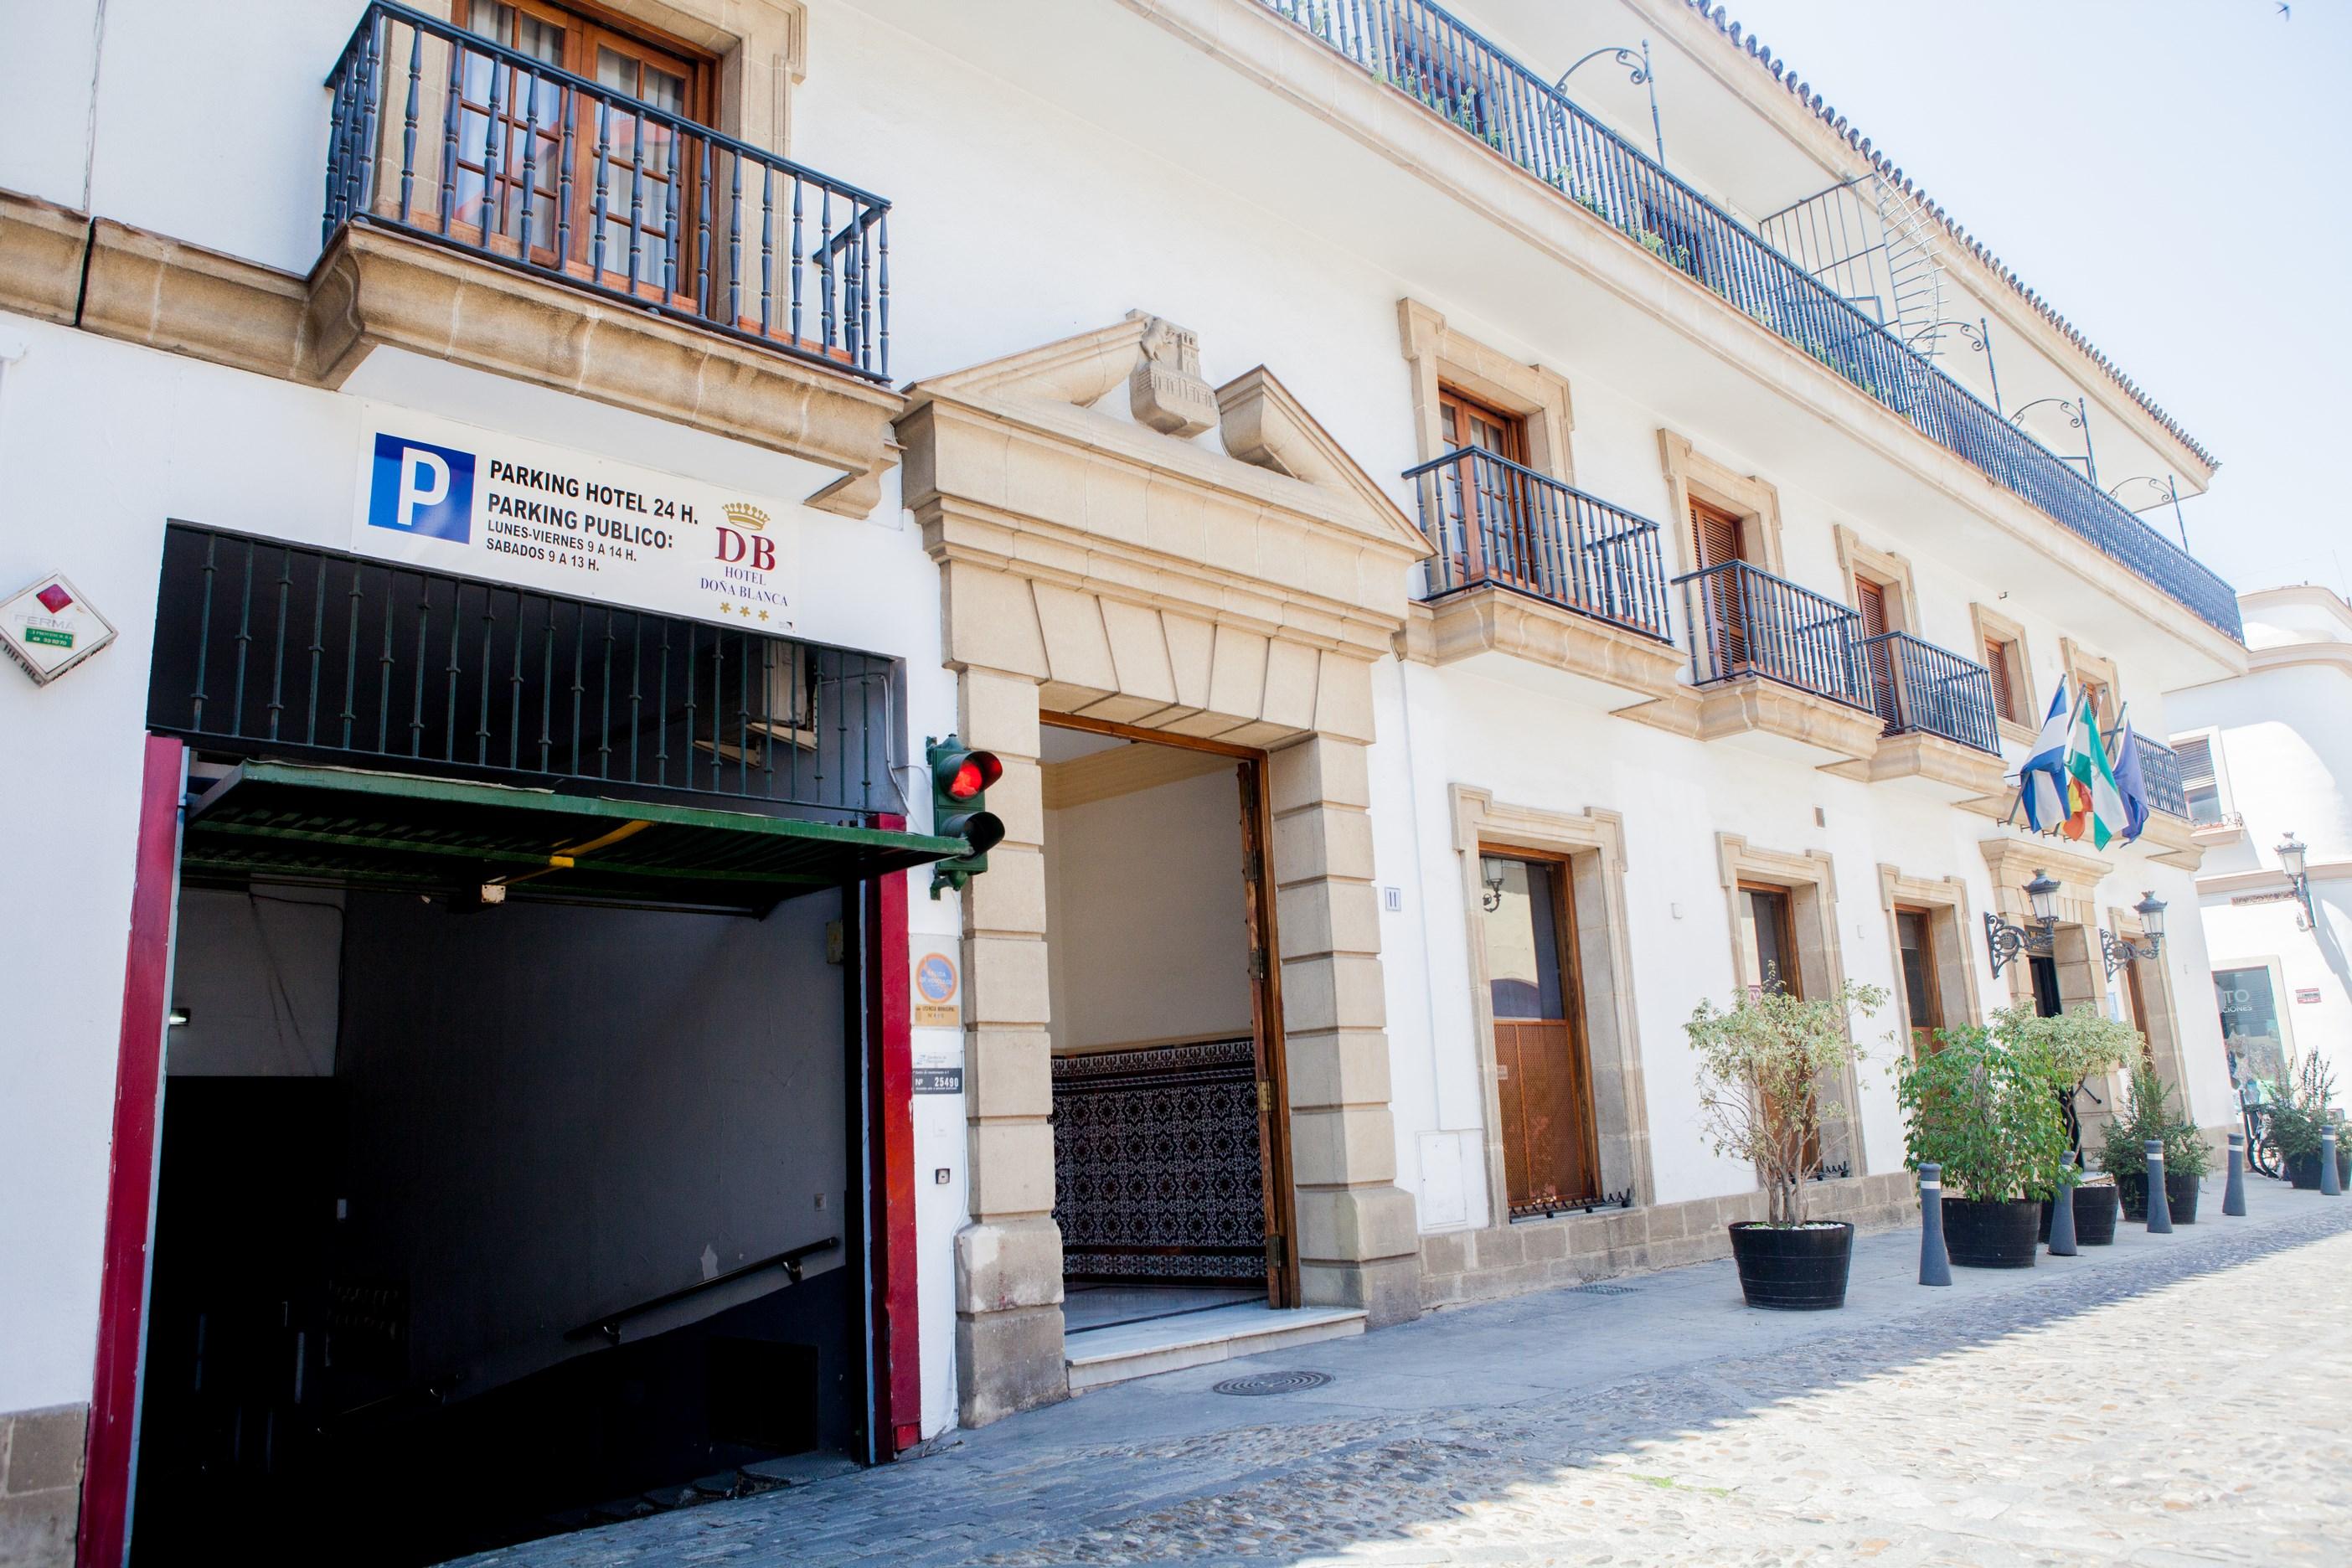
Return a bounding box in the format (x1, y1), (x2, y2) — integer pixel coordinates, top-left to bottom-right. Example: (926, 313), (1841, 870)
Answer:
(0, 1), (2256, 1562)
(2166, 586), (2352, 1106)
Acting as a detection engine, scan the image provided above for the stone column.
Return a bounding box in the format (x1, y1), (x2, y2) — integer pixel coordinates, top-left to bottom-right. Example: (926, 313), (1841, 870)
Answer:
(951, 665), (1066, 1426)
(1267, 732), (1421, 1323)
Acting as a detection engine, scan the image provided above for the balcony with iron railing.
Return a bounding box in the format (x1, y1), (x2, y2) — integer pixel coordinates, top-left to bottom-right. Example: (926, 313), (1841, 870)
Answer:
(1258, 0), (2242, 644)
(1406, 446), (1674, 640)
(1857, 632), (2001, 756)
(324, 3), (889, 381)
(1676, 560), (1870, 708)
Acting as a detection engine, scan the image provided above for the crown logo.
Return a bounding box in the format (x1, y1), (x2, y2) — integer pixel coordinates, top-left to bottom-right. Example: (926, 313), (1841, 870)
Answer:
(723, 502), (769, 532)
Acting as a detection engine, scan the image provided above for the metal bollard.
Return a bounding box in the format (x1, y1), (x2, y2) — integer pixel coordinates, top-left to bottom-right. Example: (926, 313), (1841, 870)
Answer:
(2048, 1153), (2078, 1256)
(2324, 1125), (2343, 1198)
(2225, 1132), (2247, 1216)
(1919, 1163), (1951, 1287)
(2144, 1139), (2173, 1234)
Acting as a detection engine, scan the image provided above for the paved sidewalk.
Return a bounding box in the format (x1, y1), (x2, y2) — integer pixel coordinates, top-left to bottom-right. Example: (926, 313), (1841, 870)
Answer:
(457, 1179), (2352, 1566)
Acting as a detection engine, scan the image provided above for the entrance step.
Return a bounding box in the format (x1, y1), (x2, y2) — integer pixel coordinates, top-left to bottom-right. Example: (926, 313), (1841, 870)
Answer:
(1064, 1303), (1366, 1394)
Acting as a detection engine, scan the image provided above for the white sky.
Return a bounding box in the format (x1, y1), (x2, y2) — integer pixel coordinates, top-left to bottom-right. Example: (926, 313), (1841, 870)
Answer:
(1710, 0), (2352, 599)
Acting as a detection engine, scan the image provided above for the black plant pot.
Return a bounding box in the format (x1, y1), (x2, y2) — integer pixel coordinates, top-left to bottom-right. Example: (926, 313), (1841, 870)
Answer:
(2116, 1171), (2202, 1221)
(2038, 1184), (2121, 1246)
(1727, 1221), (1854, 1310)
(1942, 1198), (2040, 1268)
(2285, 1148), (2350, 1189)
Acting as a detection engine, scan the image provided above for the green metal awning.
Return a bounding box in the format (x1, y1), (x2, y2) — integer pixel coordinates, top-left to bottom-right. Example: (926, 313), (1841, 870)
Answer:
(180, 761), (962, 916)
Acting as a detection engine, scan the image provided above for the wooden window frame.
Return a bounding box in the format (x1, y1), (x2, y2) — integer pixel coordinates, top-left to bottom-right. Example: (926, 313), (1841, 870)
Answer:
(1658, 430), (1784, 578)
(1437, 384), (1538, 593)
(441, 0), (720, 302)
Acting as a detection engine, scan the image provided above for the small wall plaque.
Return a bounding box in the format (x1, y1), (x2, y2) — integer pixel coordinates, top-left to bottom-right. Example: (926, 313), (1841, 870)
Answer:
(2, 572), (117, 685)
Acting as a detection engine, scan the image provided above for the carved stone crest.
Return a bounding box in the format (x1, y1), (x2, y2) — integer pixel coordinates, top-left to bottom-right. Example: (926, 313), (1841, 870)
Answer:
(1128, 316), (1218, 439)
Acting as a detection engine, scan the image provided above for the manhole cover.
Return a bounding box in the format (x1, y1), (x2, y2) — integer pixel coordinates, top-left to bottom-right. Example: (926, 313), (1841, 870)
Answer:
(1213, 1369), (1333, 1396)
(1571, 1283), (1638, 1297)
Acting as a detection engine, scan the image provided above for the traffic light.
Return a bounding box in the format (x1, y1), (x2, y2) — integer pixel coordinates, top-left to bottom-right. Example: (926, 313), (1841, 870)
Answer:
(927, 734), (1005, 898)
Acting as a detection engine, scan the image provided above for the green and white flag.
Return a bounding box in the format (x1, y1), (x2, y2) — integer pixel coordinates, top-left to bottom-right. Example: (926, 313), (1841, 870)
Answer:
(2061, 698), (2127, 848)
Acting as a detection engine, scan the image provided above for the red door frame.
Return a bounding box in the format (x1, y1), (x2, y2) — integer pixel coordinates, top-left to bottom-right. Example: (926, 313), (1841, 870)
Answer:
(78, 736), (185, 1568)
(79, 752), (922, 1568)
(864, 816), (923, 1457)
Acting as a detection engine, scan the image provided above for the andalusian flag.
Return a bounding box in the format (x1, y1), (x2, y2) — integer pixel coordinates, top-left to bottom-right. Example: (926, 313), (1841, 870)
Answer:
(2061, 697), (2128, 848)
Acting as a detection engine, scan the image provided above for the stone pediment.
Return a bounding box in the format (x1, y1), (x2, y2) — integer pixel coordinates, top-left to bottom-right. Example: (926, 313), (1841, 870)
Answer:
(904, 312), (1431, 566)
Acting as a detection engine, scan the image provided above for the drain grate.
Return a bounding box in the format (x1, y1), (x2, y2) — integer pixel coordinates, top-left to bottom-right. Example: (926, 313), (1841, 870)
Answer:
(1213, 1369), (1333, 1396)
(1571, 1283), (1638, 1297)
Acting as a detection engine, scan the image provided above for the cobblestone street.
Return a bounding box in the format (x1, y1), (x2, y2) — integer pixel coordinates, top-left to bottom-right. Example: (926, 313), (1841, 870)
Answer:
(460, 1189), (2352, 1567)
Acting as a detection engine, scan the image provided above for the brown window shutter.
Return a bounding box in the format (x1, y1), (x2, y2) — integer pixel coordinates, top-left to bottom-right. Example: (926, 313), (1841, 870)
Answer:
(1689, 501), (1742, 569)
(1985, 639), (2017, 723)
(1854, 579), (1890, 640)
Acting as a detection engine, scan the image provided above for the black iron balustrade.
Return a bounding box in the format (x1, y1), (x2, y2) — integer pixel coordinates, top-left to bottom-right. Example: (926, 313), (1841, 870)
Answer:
(148, 524), (896, 823)
(324, 3), (888, 381)
(1856, 631), (2000, 755)
(1406, 446), (1674, 642)
(2127, 732), (2191, 821)
(1259, 0), (2242, 644)
(1674, 560), (1871, 708)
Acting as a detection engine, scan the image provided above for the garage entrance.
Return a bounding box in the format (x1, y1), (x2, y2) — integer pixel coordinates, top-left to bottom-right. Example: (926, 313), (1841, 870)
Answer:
(1039, 718), (1297, 1337)
(100, 527), (960, 1565)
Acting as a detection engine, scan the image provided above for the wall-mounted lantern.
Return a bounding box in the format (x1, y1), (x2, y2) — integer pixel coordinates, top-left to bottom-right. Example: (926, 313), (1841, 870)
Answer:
(1479, 855), (1508, 912)
(2278, 833), (2315, 932)
(2100, 890), (2167, 979)
(1985, 869), (2062, 979)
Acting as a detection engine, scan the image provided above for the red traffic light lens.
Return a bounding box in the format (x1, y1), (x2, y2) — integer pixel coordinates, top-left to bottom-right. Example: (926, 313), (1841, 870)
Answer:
(947, 761), (985, 800)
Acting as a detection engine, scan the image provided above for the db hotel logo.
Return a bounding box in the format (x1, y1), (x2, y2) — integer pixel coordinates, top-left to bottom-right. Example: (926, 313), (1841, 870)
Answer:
(715, 502), (776, 569)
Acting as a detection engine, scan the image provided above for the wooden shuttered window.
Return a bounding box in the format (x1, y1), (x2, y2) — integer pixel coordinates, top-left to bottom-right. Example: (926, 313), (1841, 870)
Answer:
(1984, 637), (2019, 725)
(1688, 499), (1748, 671)
(1854, 578), (1895, 722)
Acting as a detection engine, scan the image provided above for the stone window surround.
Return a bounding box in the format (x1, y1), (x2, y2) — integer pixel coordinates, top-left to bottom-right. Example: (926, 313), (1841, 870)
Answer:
(1834, 524), (1921, 633)
(1714, 833), (1866, 1176)
(1970, 601), (2042, 747)
(2059, 636), (2122, 725)
(1875, 864), (1984, 1051)
(1447, 787), (1654, 1224)
(1657, 431), (1787, 579)
(1396, 299), (1577, 483)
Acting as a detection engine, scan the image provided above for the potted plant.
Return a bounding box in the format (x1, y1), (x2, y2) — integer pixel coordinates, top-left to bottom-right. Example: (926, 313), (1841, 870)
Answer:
(2099, 1061), (2210, 1221)
(2267, 1053), (2349, 1189)
(2004, 1005), (2137, 1246)
(1898, 1024), (2067, 1266)
(1685, 979), (1886, 1309)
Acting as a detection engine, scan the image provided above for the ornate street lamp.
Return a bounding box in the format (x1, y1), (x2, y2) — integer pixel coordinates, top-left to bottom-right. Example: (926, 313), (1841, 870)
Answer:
(2278, 833), (2315, 932)
(1985, 869), (2062, 979)
(1480, 854), (1509, 912)
(1556, 40), (1665, 167)
(2101, 890), (2167, 978)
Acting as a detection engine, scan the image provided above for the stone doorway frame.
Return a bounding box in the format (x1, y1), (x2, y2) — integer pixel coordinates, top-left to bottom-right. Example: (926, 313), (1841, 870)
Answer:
(897, 313), (1433, 1427)
(1039, 711), (1303, 1309)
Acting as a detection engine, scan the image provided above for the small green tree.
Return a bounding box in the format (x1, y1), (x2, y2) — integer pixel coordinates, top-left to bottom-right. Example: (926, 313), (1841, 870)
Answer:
(1684, 980), (1887, 1226)
(1898, 1024), (2069, 1202)
(2262, 1050), (2342, 1168)
(1999, 1003), (2140, 1158)
(2098, 1060), (2210, 1180)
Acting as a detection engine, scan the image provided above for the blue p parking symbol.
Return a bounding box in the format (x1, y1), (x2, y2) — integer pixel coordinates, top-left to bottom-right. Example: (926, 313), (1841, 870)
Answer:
(368, 433), (475, 543)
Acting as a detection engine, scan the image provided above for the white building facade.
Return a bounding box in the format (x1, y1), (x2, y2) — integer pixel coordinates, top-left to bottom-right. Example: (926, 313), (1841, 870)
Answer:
(2167, 586), (2352, 1109)
(0, 2), (2252, 1563)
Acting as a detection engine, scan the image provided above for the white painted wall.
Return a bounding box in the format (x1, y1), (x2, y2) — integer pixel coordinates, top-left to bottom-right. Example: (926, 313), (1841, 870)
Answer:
(1042, 771), (1254, 1055)
(0, 0), (2247, 1445)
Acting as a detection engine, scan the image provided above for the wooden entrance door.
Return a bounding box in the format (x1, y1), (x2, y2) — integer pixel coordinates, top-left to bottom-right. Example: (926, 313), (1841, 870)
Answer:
(2122, 954), (2156, 1070)
(1895, 906), (1941, 1054)
(1481, 852), (1600, 1214)
(1235, 755), (1299, 1306)
(1689, 498), (1751, 672)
